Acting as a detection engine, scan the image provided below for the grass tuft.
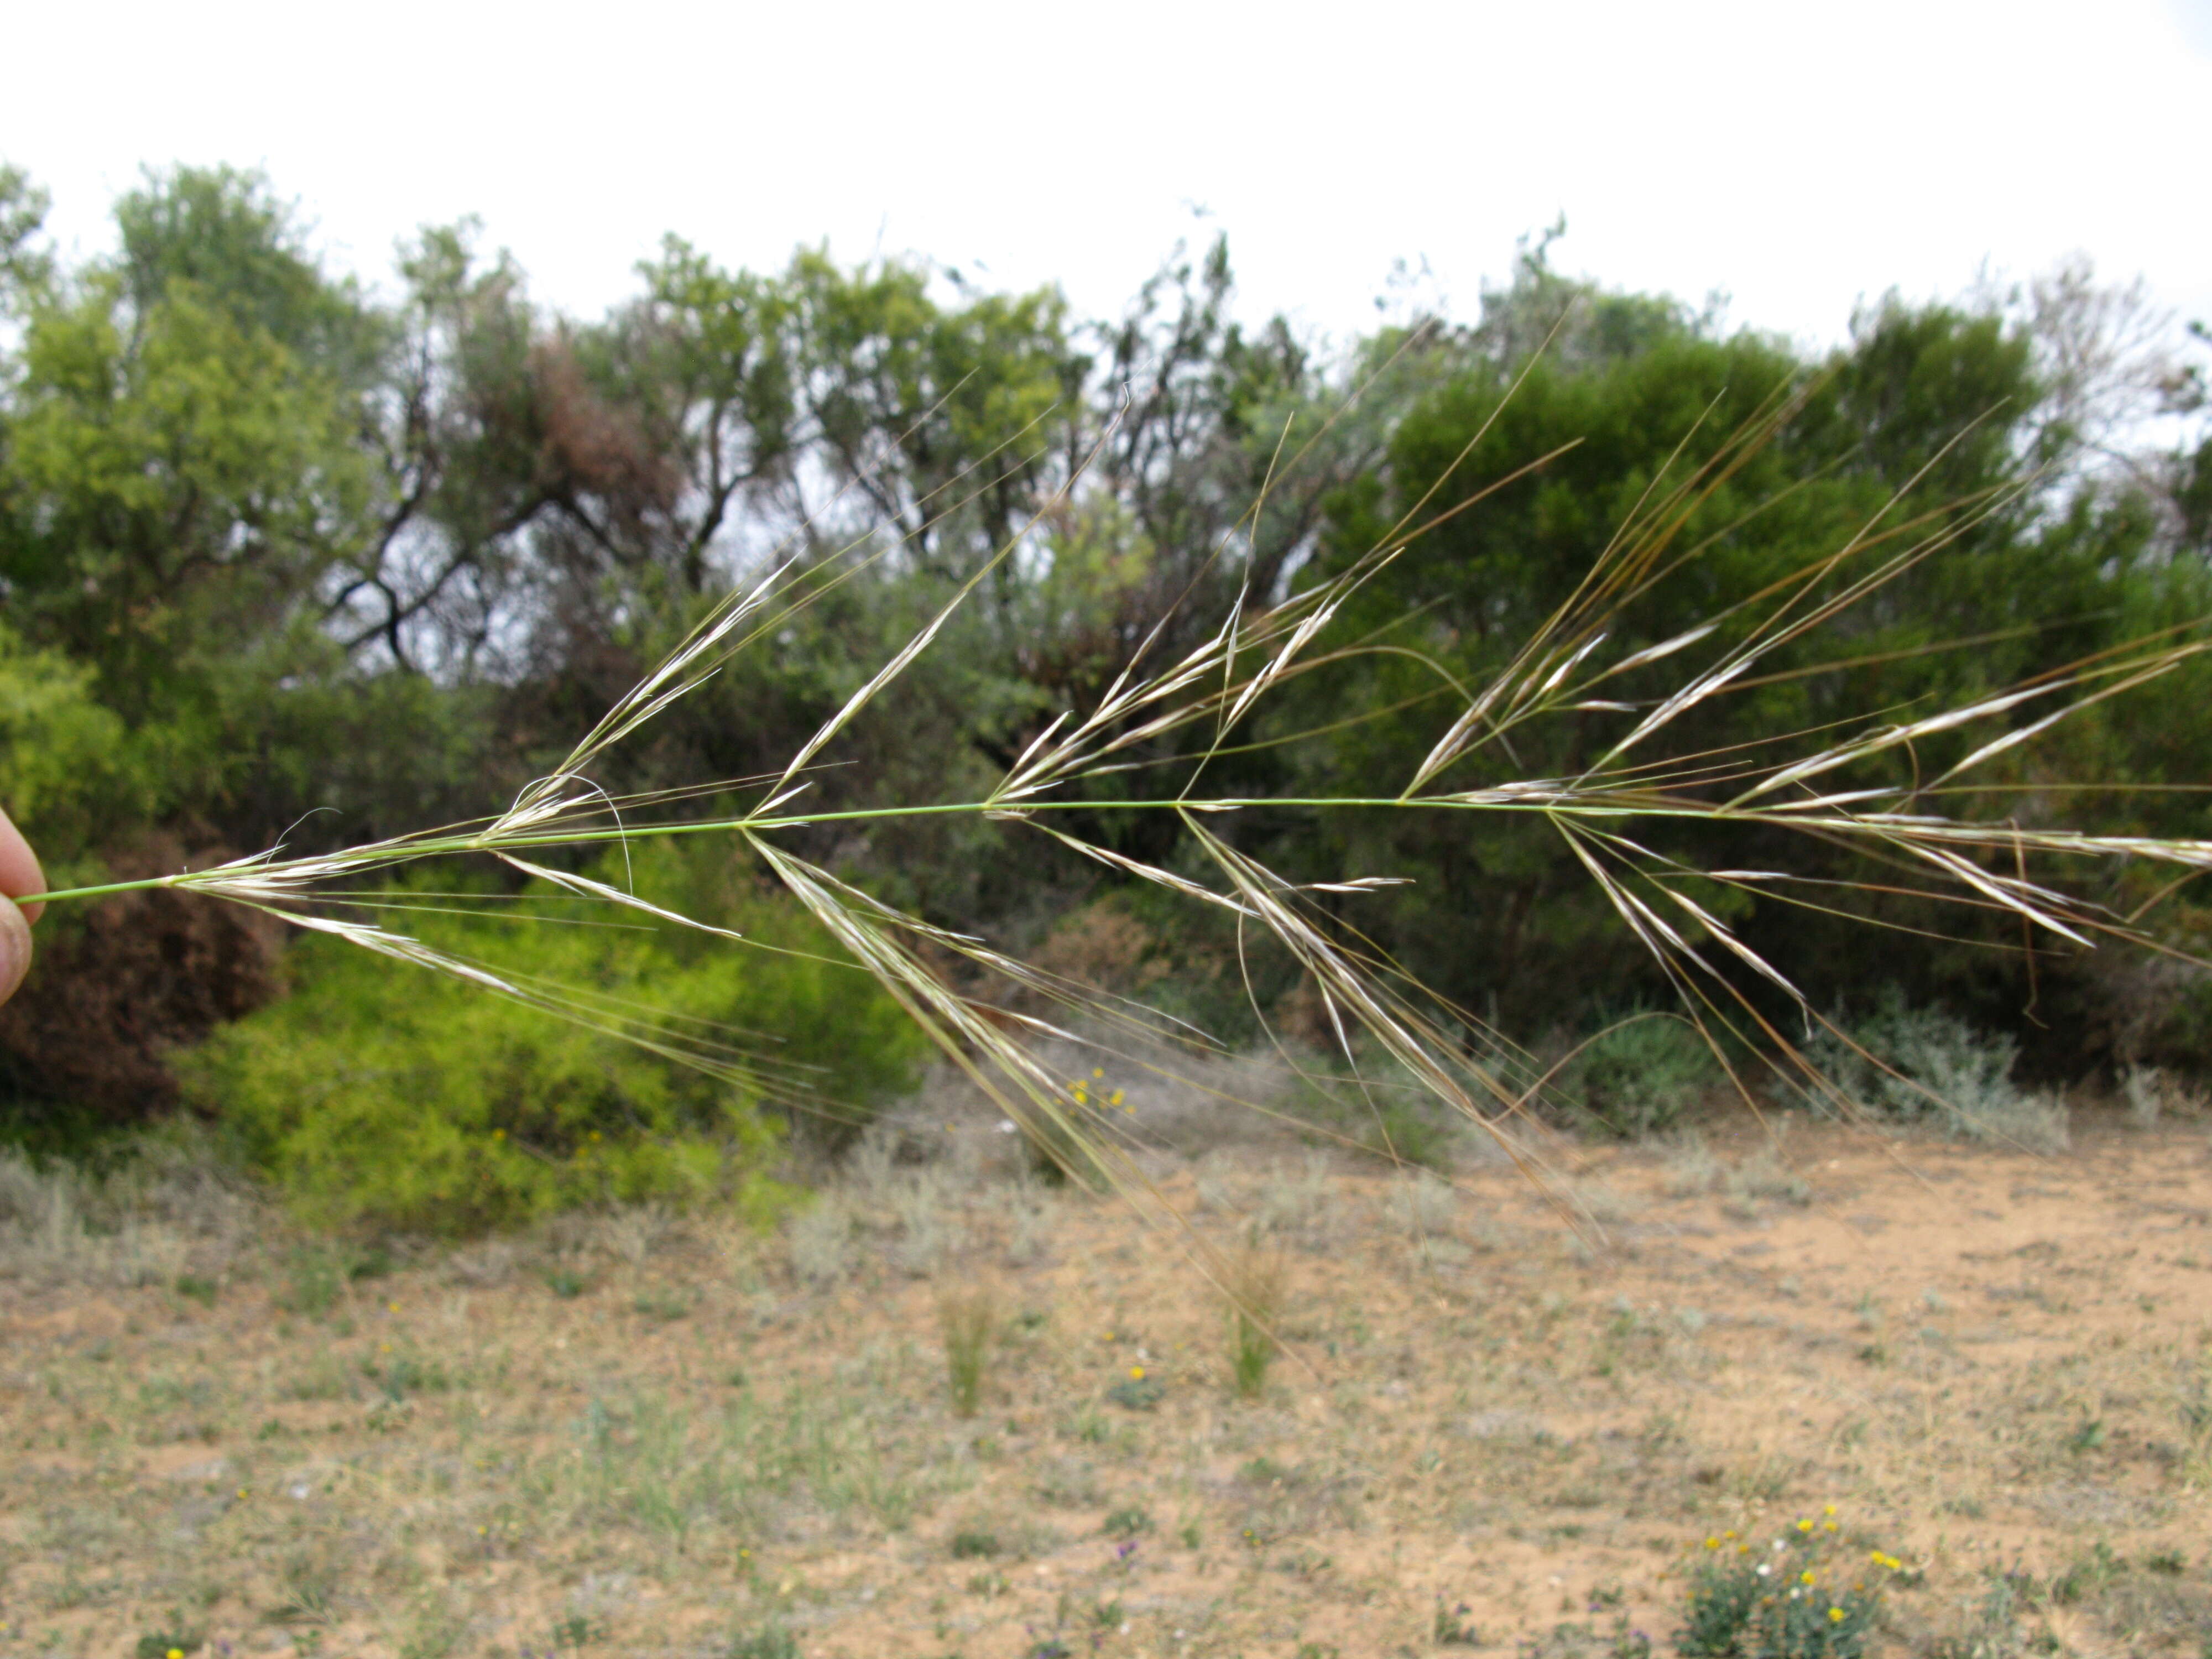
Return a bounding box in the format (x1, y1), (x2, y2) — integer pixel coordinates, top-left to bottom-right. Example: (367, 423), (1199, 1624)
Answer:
(1226, 1242), (1288, 1400)
(938, 1286), (994, 1418)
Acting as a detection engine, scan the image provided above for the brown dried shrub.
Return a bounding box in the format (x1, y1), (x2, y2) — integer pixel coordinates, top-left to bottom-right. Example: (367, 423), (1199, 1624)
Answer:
(0, 838), (283, 1121)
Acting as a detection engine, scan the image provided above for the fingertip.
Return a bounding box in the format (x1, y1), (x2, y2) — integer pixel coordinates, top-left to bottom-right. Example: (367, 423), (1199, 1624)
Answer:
(0, 808), (43, 925)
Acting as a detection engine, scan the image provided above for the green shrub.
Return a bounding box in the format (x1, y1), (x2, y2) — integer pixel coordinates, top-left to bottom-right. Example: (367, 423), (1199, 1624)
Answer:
(1559, 1013), (1720, 1140)
(180, 843), (926, 1233)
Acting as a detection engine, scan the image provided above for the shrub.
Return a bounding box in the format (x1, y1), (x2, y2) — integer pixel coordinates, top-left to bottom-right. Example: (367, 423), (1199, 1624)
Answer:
(180, 843), (926, 1232)
(1559, 1013), (1720, 1140)
(1804, 990), (2068, 1151)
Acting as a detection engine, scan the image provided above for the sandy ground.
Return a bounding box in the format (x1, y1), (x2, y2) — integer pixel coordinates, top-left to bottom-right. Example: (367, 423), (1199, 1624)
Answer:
(4, 1113), (2212, 1658)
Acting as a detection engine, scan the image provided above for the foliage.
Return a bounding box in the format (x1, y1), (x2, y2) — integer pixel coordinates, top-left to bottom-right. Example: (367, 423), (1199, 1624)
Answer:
(179, 844), (925, 1231)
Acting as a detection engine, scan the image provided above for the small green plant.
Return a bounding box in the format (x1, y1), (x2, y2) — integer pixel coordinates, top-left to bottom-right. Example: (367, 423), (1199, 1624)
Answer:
(2065, 1417), (2107, 1453)
(950, 1529), (1000, 1559)
(2051, 1541), (2126, 1605)
(172, 1272), (218, 1307)
(278, 1247), (346, 1317)
(1106, 1370), (1165, 1411)
(1227, 1243), (1287, 1400)
(1437, 1599), (1482, 1644)
(727, 1625), (800, 1659)
(362, 1352), (455, 1402)
(549, 1614), (602, 1649)
(940, 1288), (994, 1418)
(546, 1267), (590, 1298)
(1178, 1518), (1202, 1550)
(633, 1287), (692, 1320)
(1676, 1511), (1898, 1659)
(1102, 1505), (1152, 1540)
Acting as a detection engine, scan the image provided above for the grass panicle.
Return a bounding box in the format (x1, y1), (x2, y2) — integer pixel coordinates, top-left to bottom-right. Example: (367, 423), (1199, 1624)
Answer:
(16, 371), (2212, 1206)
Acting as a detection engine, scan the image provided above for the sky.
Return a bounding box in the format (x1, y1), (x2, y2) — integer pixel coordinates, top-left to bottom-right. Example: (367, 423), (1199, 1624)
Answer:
(6, 0), (2209, 356)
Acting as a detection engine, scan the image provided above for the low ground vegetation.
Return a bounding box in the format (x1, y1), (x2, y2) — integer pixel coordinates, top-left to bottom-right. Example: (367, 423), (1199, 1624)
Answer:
(3, 1043), (2211, 1657)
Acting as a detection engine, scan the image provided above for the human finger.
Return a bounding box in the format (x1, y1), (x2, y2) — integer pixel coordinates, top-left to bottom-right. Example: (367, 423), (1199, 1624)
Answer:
(0, 806), (44, 924)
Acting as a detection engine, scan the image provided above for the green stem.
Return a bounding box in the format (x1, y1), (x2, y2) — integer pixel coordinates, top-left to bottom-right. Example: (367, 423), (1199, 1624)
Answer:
(7, 791), (1737, 910)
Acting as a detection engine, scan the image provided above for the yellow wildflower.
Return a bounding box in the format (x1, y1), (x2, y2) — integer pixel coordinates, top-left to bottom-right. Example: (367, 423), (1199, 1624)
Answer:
(1801, 1571), (1817, 1586)
(1705, 1537), (1721, 1551)
(1130, 1365), (1146, 1380)
(1797, 1518), (1814, 1533)
(1829, 1608), (1846, 1624)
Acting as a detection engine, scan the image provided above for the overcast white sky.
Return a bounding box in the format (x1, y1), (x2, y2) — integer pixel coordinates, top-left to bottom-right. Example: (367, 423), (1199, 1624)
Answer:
(6, 0), (2209, 355)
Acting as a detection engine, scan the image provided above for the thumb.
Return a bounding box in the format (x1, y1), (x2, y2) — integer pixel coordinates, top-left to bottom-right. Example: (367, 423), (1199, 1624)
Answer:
(0, 896), (28, 1007)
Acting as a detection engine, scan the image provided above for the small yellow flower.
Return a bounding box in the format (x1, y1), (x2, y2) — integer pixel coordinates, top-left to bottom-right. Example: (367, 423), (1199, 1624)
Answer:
(1130, 1365), (1146, 1380)
(1737, 1545), (1751, 1556)
(1797, 1519), (1814, 1533)
(1705, 1536), (1721, 1551)
(1801, 1571), (1817, 1587)
(1723, 1530), (1736, 1540)
(1092, 1068), (1105, 1080)
(387, 1301), (400, 1314)
(477, 1525), (488, 1536)
(1823, 1504), (1838, 1516)
(169, 1650), (184, 1659)
(1110, 1090), (1125, 1107)
(1829, 1608), (1846, 1624)
(1823, 1521), (1838, 1532)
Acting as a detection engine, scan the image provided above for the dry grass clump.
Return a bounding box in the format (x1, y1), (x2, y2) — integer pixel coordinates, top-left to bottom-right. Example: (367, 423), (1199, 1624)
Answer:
(0, 1134), (251, 1291)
